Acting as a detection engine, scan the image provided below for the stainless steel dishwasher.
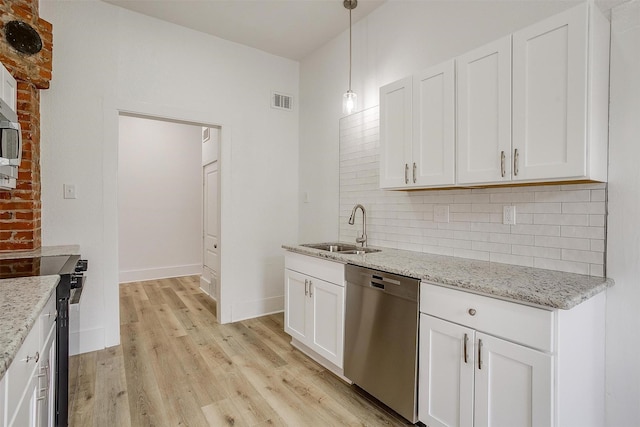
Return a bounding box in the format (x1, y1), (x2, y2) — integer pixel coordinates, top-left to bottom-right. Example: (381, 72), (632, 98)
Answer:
(344, 264), (420, 424)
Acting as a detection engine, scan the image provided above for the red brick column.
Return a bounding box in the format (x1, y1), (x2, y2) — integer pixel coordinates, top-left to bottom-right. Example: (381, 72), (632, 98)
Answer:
(0, 0), (52, 252)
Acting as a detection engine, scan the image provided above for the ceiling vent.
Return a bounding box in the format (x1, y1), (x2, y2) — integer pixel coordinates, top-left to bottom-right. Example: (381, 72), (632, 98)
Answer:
(271, 92), (293, 111)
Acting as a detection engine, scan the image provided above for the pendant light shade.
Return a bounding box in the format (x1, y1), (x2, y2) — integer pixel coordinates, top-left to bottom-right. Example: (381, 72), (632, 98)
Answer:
(343, 90), (357, 115)
(343, 0), (357, 115)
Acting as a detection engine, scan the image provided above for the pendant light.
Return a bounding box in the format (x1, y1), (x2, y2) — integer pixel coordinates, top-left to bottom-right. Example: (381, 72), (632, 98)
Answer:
(343, 0), (357, 115)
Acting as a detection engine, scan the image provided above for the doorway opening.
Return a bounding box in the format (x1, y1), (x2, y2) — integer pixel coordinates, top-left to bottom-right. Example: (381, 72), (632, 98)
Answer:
(117, 113), (222, 320)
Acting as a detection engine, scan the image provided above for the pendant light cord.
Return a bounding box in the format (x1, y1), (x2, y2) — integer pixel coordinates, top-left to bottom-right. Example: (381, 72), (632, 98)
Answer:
(349, 5), (352, 92)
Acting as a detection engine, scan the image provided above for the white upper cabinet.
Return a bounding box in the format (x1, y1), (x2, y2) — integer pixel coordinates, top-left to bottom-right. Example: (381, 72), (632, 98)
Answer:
(512, 2), (608, 182)
(1, 63), (17, 112)
(380, 62), (455, 189)
(380, 77), (412, 188)
(457, 37), (512, 185)
(413, 61), (456, 187)
(379, 3), (609, 190)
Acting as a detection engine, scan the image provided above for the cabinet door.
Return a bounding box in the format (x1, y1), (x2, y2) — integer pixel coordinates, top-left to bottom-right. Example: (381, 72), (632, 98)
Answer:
(474, 333), (553, 427)
(419, 315), (474, 427)
(37, 329), (56, 427)
(512, 4), (588, 181)
(284, 269), (310, 344)
(457, 36), (512, 185)
(1, 65), (17, 111)
(379, 77), (412, 188)
(9, 373), (37, 427)
(412, 61), (456, 187)
(309, 278), (344, 368)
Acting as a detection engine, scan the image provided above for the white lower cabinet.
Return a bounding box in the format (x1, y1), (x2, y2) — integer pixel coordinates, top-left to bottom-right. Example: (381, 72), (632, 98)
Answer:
(2, 292), (57, 427)
(419, 282), (605, 427)
(284, 252), (345, 372)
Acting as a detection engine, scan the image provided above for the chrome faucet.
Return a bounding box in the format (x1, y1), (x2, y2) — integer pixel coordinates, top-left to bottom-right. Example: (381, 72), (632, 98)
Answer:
(348, 204), (367, 247)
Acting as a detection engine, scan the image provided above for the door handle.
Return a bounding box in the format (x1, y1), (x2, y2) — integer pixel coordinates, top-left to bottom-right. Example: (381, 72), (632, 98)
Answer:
(304, 279), (308, 296)
(309, 280), (313, 297)
(404, 163), (409, 184)
(463, 333), (469, 364)
(513, 149), (519, 176)
(500, 151), (505, 177)
(413, 162), (417, 183)
(478, 339), (483, 370)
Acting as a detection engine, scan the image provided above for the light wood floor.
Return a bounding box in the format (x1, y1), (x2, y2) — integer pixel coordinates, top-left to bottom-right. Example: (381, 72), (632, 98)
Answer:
(68, 276), (413, 426)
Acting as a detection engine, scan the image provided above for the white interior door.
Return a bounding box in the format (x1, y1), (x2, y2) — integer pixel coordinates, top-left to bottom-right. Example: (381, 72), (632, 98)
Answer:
(203, 160), (220, 299)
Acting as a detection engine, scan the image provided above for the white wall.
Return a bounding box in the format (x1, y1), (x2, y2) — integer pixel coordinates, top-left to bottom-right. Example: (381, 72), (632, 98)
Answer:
(606, 1), (640, 424)
(40, 0), (299, 352)
(118, 115), (203, 283)
(299, 0), (578, 243)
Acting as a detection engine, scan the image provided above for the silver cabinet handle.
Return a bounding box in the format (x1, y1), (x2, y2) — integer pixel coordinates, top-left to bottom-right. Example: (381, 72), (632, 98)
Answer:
(514, 148), (519, 176)
(463, 333), (469, 364)
(304, 279), (308, 296)
(468, 308), (476, 316)
(309, 280), (313, 297)
(478, 339), (483, 370)
(413, 162), (417, 183)
(500, 151), (506, 177)
(404, 163), (409, 184)
(24, 351), (40, 363)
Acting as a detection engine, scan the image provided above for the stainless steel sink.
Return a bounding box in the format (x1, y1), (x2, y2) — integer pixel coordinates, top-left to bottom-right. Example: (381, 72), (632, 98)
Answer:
(301, 243), (381, 255)
(301, 243), (358, 252)
(338, 248), (381, 255)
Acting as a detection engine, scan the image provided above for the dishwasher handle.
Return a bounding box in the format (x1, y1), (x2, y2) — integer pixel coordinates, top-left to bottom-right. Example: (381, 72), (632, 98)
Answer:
(346, 265), (419, 302)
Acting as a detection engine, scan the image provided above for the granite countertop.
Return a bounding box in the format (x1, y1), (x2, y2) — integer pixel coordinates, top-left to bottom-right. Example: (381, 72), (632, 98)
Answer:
(0, 275), (59, 380)
(282, 243), (614, 310)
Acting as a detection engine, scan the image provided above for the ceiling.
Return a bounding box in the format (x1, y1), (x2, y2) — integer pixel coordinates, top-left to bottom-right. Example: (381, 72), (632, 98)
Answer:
(102, 0), (385, 60)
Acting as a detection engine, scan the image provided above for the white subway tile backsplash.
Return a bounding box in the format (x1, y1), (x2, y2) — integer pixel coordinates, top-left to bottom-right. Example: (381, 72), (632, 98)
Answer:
(534, 236), (591, 250)
(533, 258), (590, 275)
(562, 249), (604, 265)
(339, 106), (606, 277)
(490, 253), (534, 267)
(512, 245), (562, 259)
(533, 213), (590, 226)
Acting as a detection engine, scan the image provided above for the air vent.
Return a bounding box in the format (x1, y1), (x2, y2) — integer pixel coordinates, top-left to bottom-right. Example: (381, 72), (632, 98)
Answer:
(271, 92), (293, 111)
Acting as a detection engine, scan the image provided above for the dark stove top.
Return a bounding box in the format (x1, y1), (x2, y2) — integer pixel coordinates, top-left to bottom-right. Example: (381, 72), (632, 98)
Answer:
(0, 255), (78, 280)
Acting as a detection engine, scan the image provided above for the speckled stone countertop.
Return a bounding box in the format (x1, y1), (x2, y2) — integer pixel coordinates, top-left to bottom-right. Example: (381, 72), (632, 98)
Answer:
(0, 276), (59, 380)
(282, 243), (614, 310)
(0, 244), (80, 260)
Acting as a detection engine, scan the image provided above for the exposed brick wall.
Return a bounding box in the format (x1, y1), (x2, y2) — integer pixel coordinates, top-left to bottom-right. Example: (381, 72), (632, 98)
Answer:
(0, 0), (52, 252)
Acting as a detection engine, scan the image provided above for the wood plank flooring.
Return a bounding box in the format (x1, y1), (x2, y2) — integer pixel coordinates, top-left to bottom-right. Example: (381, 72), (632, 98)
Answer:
(68, 276), (413, 426)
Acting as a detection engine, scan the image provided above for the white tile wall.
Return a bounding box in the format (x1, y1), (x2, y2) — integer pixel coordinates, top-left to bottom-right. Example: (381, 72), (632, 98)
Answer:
(339, 106), (607, 277)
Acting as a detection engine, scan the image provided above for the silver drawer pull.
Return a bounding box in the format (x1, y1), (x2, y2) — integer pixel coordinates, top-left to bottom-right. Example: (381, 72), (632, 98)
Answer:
(478, 339), (483, 370)
(463, 333), (469, 364)
(468, 308), (476, 316)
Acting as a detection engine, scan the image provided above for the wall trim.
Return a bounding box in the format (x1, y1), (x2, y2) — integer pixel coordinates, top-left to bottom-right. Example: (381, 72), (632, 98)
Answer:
(119, 263), (202, 283)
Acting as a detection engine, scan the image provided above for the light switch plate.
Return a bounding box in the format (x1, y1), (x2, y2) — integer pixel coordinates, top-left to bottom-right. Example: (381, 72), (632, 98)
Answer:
(434, 205), (450, 223)
(64, 184), (77, 199)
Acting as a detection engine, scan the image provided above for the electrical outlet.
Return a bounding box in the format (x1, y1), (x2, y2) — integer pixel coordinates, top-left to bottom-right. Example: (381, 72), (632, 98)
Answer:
(64, 184), (77, 199)
(503, 206), (516, 225)
(434, 205), (450, 223)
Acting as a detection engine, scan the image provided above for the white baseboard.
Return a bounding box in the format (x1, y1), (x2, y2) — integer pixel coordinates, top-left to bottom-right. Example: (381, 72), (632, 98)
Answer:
(70, 327), (105, 356)
(230, 295), (284, 323)
(119, 263), (202, 283)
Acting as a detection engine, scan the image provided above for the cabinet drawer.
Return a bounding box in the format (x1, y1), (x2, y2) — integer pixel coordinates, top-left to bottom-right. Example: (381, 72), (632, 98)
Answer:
(285, 252), (345, 286)
(40, 292), (56, 346)
(421, 282), (555, 352)
(5, 323), (40, 420)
